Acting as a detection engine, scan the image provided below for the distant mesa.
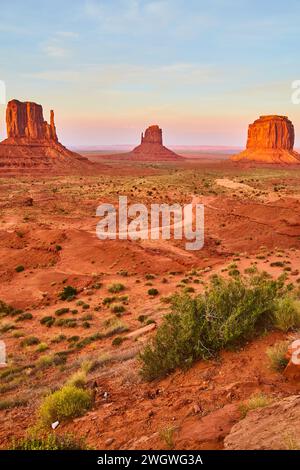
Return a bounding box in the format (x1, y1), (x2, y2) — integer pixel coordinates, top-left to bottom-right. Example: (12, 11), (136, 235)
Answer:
(232, 115), (300, 164)
(131, 125), (183, 160)
(0, 99), (91, 173)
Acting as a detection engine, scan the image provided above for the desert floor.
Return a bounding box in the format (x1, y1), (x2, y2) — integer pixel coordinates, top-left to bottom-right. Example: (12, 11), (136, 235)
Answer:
(1, 156), (300, 449)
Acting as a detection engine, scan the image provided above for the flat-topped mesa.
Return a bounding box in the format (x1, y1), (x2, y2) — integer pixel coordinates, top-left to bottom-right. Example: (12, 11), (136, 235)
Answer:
(141, 125), (163, 145)
(6, 99), (58, 143)
(132, 124), (182, 160)
(232, 115), (300, 164)
(247, 115), (294, 150)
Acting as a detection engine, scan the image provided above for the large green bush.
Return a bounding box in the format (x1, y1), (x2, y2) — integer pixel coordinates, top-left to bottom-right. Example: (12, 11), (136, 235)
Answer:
(140, 273), (289, 380)
(39, 384), (92, 425)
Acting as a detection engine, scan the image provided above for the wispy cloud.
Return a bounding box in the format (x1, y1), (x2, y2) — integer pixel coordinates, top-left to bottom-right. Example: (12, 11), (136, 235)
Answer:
(23, 62), (217, 89)
(42, 31), (79, 58)
(44, 44), (69, 58)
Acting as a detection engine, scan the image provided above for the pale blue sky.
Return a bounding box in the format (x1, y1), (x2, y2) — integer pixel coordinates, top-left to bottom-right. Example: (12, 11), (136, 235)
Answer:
(1, 0), (300, 146)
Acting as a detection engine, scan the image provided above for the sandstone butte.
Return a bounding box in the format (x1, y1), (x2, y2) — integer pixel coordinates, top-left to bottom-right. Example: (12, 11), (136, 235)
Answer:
(131, 125), (183, 160)
(0, 99), (91, 172)
(232, 115), (300, 164)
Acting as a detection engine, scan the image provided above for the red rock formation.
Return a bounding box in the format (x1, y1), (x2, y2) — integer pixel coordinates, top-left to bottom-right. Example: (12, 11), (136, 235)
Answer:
(131, 125), (182, 160)
(232, 115), (300, 164)
(6, 100), (58, 142)
(141, 125), (163, 145)
(0, 99), (91, 173)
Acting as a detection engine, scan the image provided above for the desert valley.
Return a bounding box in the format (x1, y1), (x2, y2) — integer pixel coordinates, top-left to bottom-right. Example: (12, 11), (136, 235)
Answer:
(0, 98), (300, 452)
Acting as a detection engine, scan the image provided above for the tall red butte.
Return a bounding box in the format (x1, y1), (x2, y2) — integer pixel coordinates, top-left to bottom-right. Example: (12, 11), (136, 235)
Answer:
(232, 115), (300, 164)
(0, 99), (90, 172)
(131, 125), (183, 160)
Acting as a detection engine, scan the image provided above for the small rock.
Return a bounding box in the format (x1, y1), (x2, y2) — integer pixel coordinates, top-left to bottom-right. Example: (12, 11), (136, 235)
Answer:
(193, 404), (201, 414)
(105, 438), (114, 446)
(51, 421), (59, 430)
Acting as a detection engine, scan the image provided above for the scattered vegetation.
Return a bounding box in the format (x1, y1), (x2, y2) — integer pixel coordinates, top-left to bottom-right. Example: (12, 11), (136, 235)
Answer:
(273, 297), (300, 332)
(40, 316), (55, 327)
(148, 288), (159, 296)
(21, 336), (40, 348)
(59, 286), (77, 301)
(159, 425), (176, 449)
(10, 433), (88, 450)
(267, 341), (289, 371)
(16, 312), (33, 322)
(15, 265), (25, 273)
(111, 303), (126, 315)
(239, 393), (271, 418)
(112, 336), (125, 347)
(38, 384), (93, 426)
(108, 283), (125, 294)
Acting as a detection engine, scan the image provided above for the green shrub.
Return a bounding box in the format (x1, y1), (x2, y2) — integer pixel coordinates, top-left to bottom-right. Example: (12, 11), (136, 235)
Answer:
(36, 342), (49, 353)
(184, 286), (195, 294)
(16, 312), (33, 322)
(67, 335), (80, 343)
(21, 336), (40, 347)
(103, 296), (116, 305)
(0, 398), (28, 411)
(59, 286), (77, 301)
(111, 303), (125, 315)
(40, 316), (55, 327)
(112, 336), (124, 347)
(273, 297), (300, 332)
(55, 307), (70, 316)
(228, 269), (240, 277)
(108, 283), (125, 294)
(15, 265), (25, 273)
(55, 318), (77, 328)
(148, 288), (159, 296)
(66, 371), (87, 389)
(51, 334), (66, 344)
(36, 355), (54, 369)
(10, 433), (87, 450)
(140, 273), (284, 380)
(239, 393), (271, 418)
(0, 323), (16, 333)
(0, 300), (20, 317)
(159, 425), (175, 449)
(138, 315), (148, 323)
(267, 341), (289, 371)
(39, 384), (92, 425)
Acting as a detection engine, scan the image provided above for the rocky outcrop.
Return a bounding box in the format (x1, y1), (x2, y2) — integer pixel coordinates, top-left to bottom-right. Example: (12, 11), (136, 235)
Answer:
(0, 99), (92, 173)
(224, 395), (300, 450)
(141, 125), (163, 145)
(175, 404), (241, 450)
(6, 100), (58, 142)
(131, 125), (183, 160)
(232, 115), (300, 164)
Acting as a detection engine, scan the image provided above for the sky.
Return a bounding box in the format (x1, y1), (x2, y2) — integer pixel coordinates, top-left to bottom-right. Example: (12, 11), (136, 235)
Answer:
(1, 0), (300, 147)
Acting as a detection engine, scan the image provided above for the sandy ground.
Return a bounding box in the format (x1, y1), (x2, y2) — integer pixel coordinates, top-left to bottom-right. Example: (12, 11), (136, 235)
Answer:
(1, 158), (300, 449)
